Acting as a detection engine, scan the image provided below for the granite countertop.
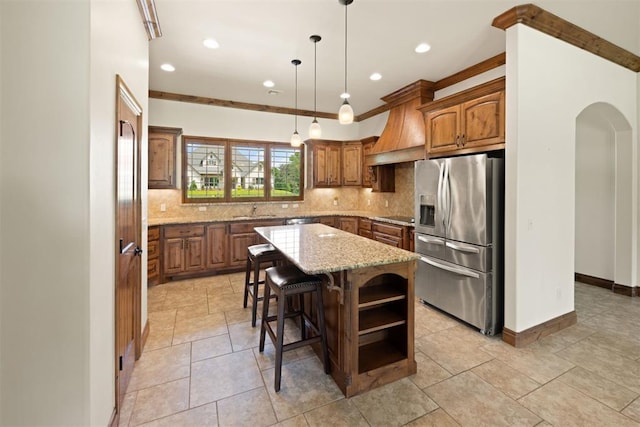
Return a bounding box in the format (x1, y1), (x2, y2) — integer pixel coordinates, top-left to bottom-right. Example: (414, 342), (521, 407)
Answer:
(255, 223), (419, 274)
(148, 211), (415, 227)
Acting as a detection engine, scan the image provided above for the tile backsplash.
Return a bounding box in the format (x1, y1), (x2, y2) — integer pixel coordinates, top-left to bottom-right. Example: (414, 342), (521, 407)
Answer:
(148, 162), (415, 221)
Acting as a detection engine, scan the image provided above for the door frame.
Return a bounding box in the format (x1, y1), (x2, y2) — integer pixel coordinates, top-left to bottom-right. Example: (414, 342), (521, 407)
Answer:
(114, 74), (143, 409)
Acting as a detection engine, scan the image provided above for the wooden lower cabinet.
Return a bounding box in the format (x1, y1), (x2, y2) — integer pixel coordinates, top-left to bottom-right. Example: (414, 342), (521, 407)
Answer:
(228, 232), (258, 268)
(306, 261), (416, 397)
(372, 221), (407, 249)
(358, 218), (373, 239)
(163, 225), (206, 278)
(339, 217), (358, 234)
(147, 226), (160, 286)
(206, 224), (228, 269)
(318, 216), (337, 228)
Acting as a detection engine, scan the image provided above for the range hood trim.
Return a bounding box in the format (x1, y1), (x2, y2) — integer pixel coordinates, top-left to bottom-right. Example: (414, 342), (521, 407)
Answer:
(367, 79), (435, 166)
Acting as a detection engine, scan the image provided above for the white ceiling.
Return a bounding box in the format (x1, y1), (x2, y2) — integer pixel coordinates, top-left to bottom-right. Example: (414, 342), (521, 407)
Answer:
(149, 0), (640, 116)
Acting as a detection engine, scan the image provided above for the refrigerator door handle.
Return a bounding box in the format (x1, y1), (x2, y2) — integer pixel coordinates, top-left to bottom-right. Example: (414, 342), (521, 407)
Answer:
(418, 235), (444, 245)
(445, 241), (480, 253)
(444, 162), (452, 232)
(437, 163), (445, 227)
(420, 256), (480, 279)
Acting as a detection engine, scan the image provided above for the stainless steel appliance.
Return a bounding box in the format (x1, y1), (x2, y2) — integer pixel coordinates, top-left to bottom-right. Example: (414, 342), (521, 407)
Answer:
(414, 153), (504, 335)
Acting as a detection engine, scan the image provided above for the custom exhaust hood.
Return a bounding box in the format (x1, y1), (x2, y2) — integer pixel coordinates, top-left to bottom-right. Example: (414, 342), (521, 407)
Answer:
(364, 80), (435, 166)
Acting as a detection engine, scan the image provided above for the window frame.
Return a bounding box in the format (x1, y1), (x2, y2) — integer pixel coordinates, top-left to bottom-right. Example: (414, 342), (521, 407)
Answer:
(181, 136), (304, 204)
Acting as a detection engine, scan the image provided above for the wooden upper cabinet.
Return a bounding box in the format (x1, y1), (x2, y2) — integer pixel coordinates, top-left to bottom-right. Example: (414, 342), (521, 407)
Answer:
(420, 77), (505, 158)
(308, 140), (342, 187)
(461, 91), (505, 149)
(342, 142), (362, 186)
(148, 126), (181, 189)
(425, 105), (460, 153)
(361, 139), (374, 188)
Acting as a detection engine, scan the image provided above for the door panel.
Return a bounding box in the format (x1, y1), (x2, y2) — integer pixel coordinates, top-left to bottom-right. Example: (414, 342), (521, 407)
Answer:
(414, 159), (445, 238)
(115, 76), (142, 412)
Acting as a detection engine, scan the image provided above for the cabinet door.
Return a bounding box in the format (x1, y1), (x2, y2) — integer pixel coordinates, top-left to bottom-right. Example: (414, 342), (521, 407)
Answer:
(361, 141), (373, 187)
(314, 145), (328, 186)
(148, 127), (180, 189)
(425, 105), (460, 154)
(339, 218), (358, 234)
(229, 232), (258, 267)
(206, 224), (228, 269)
(327, 145), (342, 186)
(460, 91), (505, 149)
(342, 142), (362, 186)
(184, 236), (205, 272)
(318, 216), (337, 228)
(163, 238), (185, 275)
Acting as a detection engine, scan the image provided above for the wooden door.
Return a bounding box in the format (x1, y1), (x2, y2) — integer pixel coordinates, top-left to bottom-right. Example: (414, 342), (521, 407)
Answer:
(461, 91), (505, 149)
(115, 76), (142, 412)
(425, 105), (459, 154)
(342, 142), (362, 186)
(207, 224), (228, 269)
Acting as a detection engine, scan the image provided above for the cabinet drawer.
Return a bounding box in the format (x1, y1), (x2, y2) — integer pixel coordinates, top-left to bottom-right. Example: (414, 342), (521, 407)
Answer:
(164, 225), (205, 238)
(229, 220), (283, 234)
(147, 240), (159, 259)
(148, 258), (160, 279)
(359, 219), (372, 231)
(359, 229), (373, 239)
(373, 232), (403, 248)
(148, 226), (160, 241)
(372, 222), (403, 238)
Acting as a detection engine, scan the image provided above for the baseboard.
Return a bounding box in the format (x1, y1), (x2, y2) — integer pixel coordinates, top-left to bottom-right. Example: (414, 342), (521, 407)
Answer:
(574, 272), (612, 290)
(502, 311), (577, 348)
(613, 283), (639, 297)
(575, 272), (638, 297)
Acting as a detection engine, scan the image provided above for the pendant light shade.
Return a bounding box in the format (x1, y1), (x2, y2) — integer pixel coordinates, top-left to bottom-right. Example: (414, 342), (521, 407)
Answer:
(309, 34), (322, 138)
(290, 59), (302, 147)
(338, 0), (354, 125)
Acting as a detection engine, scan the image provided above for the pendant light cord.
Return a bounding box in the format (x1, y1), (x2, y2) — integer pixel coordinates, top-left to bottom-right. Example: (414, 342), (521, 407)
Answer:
(344, 2), (348, 95)
(314, 40), (317, 120)
(294, 62), (298, 131)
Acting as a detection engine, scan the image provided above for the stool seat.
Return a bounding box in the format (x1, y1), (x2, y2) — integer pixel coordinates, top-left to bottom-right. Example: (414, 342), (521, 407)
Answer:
(243, 244), (285, 327)
(259, 265), (330, 392)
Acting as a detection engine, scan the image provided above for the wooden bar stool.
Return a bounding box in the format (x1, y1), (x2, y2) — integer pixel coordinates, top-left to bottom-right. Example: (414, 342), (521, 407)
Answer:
(259, 264), (330, 392)
(243, 244), (284, 327)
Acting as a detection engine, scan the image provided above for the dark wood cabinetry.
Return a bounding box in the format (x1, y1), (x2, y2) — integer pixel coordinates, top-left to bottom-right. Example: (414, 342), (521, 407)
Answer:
(372, 222), (407, 248)
(308, 140), (342, 187)
(318, 216), (337, 228)
(420, 77), (505, 158)
(206, 224), (228, 269)
(148, 126), (181, 189)
(361, 138), (375, 188)
(339, 217), (358, 234)
(147, 226), (160, 286)
(162, 224), (206, 278)
(342, 142), (362, 186)
(228, 219), (284, 268)
(358, 218), (373, 239)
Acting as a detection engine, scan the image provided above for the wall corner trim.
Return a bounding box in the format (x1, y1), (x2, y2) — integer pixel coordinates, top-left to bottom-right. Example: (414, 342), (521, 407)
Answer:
(492, 3), (640, 72)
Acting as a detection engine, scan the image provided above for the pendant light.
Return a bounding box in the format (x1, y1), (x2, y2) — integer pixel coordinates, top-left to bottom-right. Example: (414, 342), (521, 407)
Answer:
(290, 59), (302, 147)
(309, 35), (322, 139)
(338, 0), (354, 125)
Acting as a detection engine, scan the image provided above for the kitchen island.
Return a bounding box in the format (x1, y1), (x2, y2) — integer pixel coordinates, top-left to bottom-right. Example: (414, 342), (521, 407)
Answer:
(255, 223), (419, 397)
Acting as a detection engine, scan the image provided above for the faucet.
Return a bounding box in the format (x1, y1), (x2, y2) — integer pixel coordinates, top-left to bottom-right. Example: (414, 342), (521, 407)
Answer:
(251, 204), (257, 216)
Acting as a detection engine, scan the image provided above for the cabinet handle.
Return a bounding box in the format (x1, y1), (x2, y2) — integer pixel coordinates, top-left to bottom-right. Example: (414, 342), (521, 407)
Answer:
(461, 134), (465, 146)
(455, 135), (460, 147)
(181, 240), (184, 249)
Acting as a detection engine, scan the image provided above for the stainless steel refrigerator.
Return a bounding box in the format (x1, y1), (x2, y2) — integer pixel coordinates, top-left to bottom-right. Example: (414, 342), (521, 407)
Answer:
(414, 153), (504, 335)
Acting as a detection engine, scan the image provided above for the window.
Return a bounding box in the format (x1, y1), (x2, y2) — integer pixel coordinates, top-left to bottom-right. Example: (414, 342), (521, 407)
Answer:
(182, 136), (304, 203)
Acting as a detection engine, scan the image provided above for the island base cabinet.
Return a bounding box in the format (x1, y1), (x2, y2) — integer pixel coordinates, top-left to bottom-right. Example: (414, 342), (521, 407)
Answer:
(305, 261), (416, 397)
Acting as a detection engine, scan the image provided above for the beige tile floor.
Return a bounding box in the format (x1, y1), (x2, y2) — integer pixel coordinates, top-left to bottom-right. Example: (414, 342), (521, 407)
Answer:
(120, 273), (640, 426)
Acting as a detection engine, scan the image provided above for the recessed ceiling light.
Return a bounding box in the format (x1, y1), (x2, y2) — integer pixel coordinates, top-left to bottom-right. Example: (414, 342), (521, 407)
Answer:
(203, 38), (219, 49)
(370, 72), (382, 81)
(160, 63), (175, 72)
(415, 43), (431, 53)
(340, 92), (350, 99)
(263, 80), (275, 88)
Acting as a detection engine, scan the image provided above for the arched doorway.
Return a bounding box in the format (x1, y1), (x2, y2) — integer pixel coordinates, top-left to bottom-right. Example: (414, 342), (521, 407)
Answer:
(575, 102), (633, 290)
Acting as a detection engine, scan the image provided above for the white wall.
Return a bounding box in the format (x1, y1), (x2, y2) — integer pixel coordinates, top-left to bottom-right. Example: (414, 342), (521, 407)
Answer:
(504, 24), (637, 333)
(1, 2), (91, 425)
(575, 110), (615, 280)
(90, 0), (148, 424)
(0, 1), (148, 425)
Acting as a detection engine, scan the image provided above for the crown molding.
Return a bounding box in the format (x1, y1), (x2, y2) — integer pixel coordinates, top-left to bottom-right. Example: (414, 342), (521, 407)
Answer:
(492, 3), (640, 72)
